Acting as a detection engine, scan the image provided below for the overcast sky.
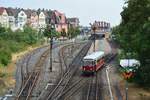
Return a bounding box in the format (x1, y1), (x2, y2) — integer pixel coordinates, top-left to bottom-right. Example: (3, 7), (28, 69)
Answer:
(0, 0), (125, 26)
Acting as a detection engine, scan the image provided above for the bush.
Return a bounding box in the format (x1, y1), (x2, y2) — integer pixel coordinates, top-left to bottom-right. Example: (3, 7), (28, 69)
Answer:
(0, 50), (11, 66)
(0, 26), (42, 67)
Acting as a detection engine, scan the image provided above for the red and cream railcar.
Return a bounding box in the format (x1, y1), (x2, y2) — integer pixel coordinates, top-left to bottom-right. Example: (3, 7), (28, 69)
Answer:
(82, 51), (105, 74)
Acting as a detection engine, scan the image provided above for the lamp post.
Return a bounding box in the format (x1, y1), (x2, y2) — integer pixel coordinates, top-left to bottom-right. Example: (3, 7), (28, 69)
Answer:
(49, 24), (55, 72)
(43, 17), (56, 72)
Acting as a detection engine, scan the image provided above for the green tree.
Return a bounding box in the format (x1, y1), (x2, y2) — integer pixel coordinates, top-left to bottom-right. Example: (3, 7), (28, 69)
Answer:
(68, 27), (80, 39)
(112, 0), (150, 87)
(43, 25), (59, 38)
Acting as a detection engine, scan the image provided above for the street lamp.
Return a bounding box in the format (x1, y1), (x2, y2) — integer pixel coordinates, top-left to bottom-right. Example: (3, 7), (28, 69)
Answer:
(49, 23), (55, 72)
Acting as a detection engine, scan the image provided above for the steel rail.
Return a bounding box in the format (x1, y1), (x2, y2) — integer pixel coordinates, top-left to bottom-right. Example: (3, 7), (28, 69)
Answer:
(26, 72), (40, 100)
(16, 73), (33, 99)
(16, 48), (50, 100)
(63, 79), (86, 100)
(16, 42), (80, 100)
(46, 43), (85, 99)
(86, 77), (94, 100)
(46, 41), (92, 100)
(51, 66), (79, 99)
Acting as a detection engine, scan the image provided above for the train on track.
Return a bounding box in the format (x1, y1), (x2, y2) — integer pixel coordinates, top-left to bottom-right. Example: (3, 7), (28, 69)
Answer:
(82, 51), (105, 75)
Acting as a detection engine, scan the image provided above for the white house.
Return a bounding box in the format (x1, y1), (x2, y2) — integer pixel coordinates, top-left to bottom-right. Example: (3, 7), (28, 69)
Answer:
(38, 11), (46, 28)
(17, 10), (27, 29)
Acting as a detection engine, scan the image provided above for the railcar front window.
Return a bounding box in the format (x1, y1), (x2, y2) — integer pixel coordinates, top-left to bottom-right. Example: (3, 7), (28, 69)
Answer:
(84, 61), (94, 66)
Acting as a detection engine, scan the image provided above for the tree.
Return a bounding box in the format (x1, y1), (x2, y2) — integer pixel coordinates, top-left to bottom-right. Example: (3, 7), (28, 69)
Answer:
(43, 25), (59, 38)
(68, 27), (80, 39)
(112, 0), (150, 87)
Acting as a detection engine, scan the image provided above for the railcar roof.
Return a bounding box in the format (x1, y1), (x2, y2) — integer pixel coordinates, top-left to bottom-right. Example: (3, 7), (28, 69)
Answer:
(83, 51), (105, 60)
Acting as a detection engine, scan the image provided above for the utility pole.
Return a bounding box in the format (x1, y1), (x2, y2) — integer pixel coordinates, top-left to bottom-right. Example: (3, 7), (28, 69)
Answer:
(90, 23), (96, 52)
(93, 26), (96, 52)
(92, 25), (96, 52)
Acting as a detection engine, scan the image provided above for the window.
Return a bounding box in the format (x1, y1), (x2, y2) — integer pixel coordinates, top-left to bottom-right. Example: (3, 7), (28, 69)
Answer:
(21, 13), (24, 16)
(19, 17), (23, 22)
(84, 60), (95, 66)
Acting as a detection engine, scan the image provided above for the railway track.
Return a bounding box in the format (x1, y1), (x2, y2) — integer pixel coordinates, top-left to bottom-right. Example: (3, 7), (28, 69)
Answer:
(86, 76), (96, 100)
(15, 46), (48, 99)
(59, 71), (102, 100)
(62, 78), (86, 100)
(17, 47), (48, 94)
(16, 42), (75, 100)
(85, 72), (103, 100)
(15, 40), (89, 100)
(45, 41), (92, 100)
(16, 37), (117, 100)
(20, 45), (50, 82)
(58, 42), (86, 77)
(61, 50), (117, 100)
(60, 39), (118, 100)
(16, 47), (50, 100)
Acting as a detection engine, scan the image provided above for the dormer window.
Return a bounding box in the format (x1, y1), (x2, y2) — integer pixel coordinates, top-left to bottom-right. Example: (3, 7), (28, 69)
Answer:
(59, 16), (61, 20)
